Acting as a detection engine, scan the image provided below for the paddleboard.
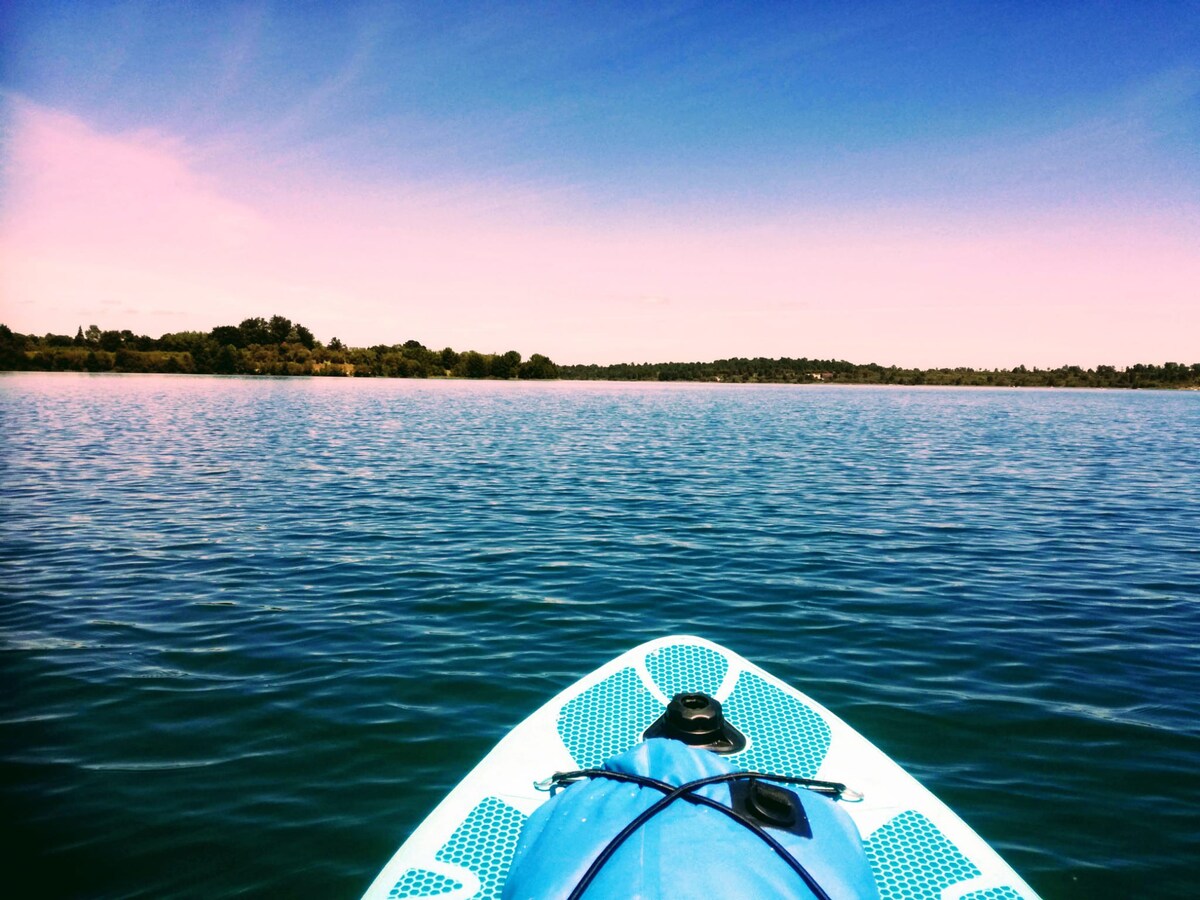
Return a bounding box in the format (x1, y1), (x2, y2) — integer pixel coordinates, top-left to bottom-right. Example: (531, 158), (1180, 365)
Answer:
(362, 635), (1040, 899)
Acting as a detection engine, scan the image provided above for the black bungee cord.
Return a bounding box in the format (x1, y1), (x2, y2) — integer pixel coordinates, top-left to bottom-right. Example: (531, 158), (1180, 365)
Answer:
(548, 768), (845, 900)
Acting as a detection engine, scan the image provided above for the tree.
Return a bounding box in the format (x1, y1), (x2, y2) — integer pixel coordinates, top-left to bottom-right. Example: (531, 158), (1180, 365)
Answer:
(459, 350), (488, 378)
(0, 324), (25, 369)
(328, 336), (344, 351)
(214, 344), (242, 374)
(491, 350), (522, 379)
(238, 317), (272, 346)
(85, 325), (101, 344)
(269, 315), (293, 343)
(210, 325), (241, 347)
(519, 353), (559, 379)
(74, 326), (85, 346)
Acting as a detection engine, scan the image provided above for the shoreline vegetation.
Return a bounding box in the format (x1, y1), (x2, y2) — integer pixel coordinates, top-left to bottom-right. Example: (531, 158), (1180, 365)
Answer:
(2, 317), (1197, 390)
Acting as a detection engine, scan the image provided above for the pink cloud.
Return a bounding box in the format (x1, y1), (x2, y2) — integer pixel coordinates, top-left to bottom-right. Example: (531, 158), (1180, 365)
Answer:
(2, 97), (1197, 367)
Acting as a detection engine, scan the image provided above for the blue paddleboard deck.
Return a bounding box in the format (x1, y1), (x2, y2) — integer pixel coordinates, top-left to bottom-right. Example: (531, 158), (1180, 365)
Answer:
(362, 636), (1040, 900)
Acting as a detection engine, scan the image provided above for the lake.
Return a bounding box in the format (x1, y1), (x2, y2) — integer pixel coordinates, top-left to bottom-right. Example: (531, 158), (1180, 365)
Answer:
(2, 373), (1198, 898)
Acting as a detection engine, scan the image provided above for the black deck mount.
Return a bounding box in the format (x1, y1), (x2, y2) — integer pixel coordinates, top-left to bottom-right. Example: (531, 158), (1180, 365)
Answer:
(642, 691), (748, 754)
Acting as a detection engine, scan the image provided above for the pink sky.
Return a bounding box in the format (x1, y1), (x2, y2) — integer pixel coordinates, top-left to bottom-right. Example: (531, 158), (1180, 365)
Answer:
(2, 98), (1198, 368)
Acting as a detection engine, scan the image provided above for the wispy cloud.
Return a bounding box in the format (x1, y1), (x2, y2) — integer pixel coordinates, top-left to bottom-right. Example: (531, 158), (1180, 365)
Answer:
(260, 18), (383, 146)
(198, 1), (271, 121)
(809, 66), (1200, 213)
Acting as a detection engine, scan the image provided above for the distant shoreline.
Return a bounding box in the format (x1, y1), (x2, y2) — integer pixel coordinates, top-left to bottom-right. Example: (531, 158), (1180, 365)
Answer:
(3, 319), (1197, 390)
(7, 370), (1200, 394)
(5, 364), (1198, 393)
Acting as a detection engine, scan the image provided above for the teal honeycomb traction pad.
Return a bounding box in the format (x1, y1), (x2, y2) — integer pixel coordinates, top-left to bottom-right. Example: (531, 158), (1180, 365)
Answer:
(960, 888), (1025, 900)
(433, 797), (526, 900)
(393, 642), (1023, 899)
(644, 642), (730, 698)
(387, 868), (462, 898)
(722, 671), (832, 779)
(555, 666), (663, 769)
(388, 797), (527, 900)
(863, 809), (982, 900)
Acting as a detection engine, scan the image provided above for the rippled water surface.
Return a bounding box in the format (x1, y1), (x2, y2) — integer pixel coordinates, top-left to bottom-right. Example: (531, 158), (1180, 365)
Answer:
(2, 373), (1198, 898)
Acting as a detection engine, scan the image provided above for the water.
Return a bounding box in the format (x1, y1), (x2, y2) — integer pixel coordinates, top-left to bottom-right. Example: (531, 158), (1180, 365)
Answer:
(2, 373), (1198, 899)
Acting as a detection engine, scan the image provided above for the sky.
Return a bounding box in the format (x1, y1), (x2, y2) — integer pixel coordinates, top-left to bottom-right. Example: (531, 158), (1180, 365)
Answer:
(1, 1), (1197, 368)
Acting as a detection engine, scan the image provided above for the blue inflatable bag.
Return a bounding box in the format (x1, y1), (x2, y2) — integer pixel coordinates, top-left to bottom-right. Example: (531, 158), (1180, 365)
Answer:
(503, 739), (879, 900)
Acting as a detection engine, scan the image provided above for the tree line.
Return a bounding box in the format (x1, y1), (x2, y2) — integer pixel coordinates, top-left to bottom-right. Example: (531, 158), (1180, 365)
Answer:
(558, 357), (1200, 389)
(0, 316), (560, 380)
(1, 317), (1196, 389)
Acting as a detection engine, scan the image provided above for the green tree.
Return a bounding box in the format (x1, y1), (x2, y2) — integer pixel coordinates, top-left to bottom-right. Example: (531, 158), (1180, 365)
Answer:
(519, 353), (559, 379)
(459, 350), (488, 378)
(293, 324), (315, 349)
(238, 317), (272, 346)
(491, 350), (522, 379)
(214, 344), (242, 374)
(210, 325), (242, 347)
(0, 324), (26, 369)
(269, 315), (293, 343)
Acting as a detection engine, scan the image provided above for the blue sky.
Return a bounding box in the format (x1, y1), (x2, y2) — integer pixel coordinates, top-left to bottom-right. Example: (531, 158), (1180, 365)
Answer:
(2, 2), (1198, 365)
(7, 2), (1197, 207)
